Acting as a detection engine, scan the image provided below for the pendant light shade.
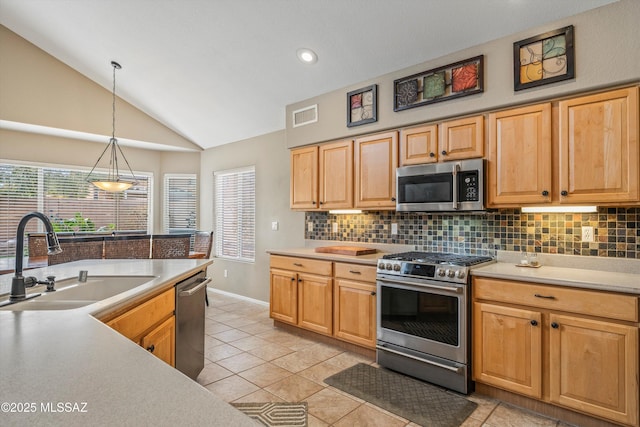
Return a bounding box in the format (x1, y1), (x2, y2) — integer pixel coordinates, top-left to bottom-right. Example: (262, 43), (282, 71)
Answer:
(86, 61), (138, 192)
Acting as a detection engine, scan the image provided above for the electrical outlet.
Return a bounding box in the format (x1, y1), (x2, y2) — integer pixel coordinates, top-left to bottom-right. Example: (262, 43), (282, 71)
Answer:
(332, 222), (338, 233)
(224, 269), (228, 278)
(391, 223), (398, 235)
(271, 221), (279, 231)
(582, 226), (594, 242)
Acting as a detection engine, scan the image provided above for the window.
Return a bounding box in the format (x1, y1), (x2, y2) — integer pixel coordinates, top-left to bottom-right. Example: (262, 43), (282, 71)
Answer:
(214, 166), (255, 262)
(164, 174), (197, 234)
(0, 162), (151, 258)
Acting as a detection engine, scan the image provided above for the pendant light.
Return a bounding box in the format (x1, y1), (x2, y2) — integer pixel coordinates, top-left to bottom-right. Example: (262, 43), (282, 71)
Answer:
(86, 60), (138, 192)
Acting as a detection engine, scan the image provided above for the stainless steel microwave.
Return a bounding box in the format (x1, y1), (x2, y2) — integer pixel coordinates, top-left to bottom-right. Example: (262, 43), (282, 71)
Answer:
(396, 158), (485, 212)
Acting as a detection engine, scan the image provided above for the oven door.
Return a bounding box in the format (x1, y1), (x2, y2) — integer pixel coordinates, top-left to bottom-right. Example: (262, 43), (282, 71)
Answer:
(376, 274), (467, 363)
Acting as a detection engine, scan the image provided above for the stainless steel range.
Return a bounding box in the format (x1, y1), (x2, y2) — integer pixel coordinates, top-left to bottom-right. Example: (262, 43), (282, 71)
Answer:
(376, 251), (494, 394)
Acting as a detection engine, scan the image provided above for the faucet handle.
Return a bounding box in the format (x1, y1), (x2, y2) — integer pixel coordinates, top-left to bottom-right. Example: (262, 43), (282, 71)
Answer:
(24, 276), (38, 288)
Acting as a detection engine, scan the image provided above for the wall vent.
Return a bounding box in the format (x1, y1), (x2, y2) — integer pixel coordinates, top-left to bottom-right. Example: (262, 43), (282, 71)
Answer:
(292, 104), (318, 127)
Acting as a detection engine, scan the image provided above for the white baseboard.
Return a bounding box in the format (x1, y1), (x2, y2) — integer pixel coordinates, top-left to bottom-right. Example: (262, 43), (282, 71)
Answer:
(206, 287), (269, 307)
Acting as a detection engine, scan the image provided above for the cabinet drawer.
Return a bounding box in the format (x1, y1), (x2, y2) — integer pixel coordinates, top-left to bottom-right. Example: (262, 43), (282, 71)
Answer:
(474, 277), (639, 322)
(270, 255), (332, 276)
(107, 287), (176, 341)
(334, 262), (377, 283)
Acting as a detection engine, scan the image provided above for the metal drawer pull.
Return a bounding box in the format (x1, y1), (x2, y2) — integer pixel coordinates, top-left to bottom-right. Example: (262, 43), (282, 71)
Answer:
(534, 293), (556, 300)
(293, 263), (303, 267)
(348, 270), (361, 274)
(376, 345), (462, 374)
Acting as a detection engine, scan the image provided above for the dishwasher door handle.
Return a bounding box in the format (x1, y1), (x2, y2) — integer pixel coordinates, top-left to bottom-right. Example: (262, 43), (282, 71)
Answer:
(179, 277), (211, 297)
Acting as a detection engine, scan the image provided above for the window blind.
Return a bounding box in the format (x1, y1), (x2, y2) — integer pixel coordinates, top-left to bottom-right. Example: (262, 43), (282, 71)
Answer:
(163, 174), (197, 234)
(0, 162), (151, 258)
(214, 166), (255, 262)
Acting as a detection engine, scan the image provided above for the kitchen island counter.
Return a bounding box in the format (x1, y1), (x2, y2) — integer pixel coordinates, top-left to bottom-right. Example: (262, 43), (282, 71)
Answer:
(0, 259), (255, 427)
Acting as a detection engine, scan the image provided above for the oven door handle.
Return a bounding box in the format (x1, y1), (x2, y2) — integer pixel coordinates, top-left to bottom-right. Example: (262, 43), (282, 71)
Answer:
(452, 162), (460, 210)
(378, 278), (463, 294)
(376, 345), (463, 374)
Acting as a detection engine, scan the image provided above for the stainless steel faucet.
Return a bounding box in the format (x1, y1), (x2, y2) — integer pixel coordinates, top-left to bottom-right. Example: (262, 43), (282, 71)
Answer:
(9, 212), (62, 302)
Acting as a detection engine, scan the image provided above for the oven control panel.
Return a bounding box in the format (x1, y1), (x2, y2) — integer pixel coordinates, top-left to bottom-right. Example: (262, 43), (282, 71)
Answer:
(376, 260), (469, 284)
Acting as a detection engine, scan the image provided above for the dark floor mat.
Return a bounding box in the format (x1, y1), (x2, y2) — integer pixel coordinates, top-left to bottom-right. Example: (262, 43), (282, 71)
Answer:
(324, 363), (476, 427)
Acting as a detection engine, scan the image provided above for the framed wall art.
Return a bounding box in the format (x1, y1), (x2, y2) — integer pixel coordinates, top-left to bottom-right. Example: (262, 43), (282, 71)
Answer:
(347, 84), (377, 127)
(514, 25), (575, 91)
(393, 55), (483, 112)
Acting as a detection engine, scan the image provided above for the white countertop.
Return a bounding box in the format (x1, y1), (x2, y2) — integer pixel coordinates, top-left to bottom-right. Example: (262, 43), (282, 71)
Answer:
(472, 251), (640, 295)
(0, 259), (255, 427)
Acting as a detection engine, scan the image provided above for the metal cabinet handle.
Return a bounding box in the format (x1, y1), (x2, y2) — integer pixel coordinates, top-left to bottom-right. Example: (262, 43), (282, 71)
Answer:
(429, 152), (435, 157)
(441, 150), (447, 155)
(541, 190), (549, 196)
(349, 270), (361, 274)
(561, 190), (568, 196)
(391, 197), (396, 202)
(530, 320), (538, 326)
(534, 293), (555, 300)
(370, 291), (376, 296)
(147, 344), (155, 353)
(293, 263), (303, 267)
(551, 322), (559, 329)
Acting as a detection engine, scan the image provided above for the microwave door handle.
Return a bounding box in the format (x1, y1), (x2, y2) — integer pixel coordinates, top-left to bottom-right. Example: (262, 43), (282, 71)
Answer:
(452, 163), (460, 210)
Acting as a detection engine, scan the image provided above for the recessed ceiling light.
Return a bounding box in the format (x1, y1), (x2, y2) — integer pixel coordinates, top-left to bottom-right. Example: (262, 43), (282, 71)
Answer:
(296, 48), (318, 65)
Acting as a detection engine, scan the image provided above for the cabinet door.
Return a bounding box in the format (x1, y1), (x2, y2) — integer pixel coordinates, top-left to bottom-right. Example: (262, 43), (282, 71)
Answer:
(297, 273), (333, 335)
(473, 302), (542, 398)
(319, 140), (353, 209)
(549, 314), (639, 426)
(290, 145), (319, 209)
(439, 115), (484, 161)
(354, 131), (398, 209)
(269, 268), (297, 324)
(141, 316), (176, 367)
(488, 104), (552, 206)
(400, 124), (438, 165)
(334, 279), (376, 348)
(559, 87), (639, 204)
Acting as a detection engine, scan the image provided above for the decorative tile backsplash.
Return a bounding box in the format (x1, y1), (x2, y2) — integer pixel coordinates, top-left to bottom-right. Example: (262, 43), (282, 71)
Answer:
(305, 208), (640, 259)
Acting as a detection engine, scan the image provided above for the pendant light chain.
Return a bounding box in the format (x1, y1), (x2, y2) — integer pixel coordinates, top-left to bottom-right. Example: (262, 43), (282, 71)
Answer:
(112, 61), (117, 141)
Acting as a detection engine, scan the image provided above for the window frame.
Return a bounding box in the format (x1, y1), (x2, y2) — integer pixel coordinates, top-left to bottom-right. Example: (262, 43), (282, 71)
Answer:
(163, 173), (197, 234)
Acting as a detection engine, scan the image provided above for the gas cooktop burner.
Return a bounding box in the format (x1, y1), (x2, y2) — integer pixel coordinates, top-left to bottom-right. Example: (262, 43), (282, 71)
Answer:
(382, 251), (493, 266)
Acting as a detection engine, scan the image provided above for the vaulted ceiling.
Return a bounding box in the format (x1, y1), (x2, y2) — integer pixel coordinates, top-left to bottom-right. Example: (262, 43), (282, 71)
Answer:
(0, 0), (617, 150)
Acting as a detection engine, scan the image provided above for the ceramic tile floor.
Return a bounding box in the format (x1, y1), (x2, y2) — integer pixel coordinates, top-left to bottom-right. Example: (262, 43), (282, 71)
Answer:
(198, 291), (576, 427)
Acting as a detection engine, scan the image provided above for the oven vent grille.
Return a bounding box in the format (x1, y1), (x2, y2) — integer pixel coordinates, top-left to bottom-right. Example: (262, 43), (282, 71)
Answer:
(292, 104), (318, 127)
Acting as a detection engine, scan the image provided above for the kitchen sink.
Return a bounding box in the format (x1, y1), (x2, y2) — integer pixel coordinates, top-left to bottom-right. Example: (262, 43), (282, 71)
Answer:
(0, 275), (156, 310)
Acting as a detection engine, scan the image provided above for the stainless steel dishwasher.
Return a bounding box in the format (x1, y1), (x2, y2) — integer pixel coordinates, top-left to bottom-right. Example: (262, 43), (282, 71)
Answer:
(175, 271), (210, 380)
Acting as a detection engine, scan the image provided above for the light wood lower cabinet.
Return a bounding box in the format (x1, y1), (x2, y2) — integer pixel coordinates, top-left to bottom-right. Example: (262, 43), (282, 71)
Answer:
(473, 277), (639, 427)
(270, 256), (377, 349)
(103, 287), (176, 367)
(334, 262), (377, 349)
(269, 256), (333, 336)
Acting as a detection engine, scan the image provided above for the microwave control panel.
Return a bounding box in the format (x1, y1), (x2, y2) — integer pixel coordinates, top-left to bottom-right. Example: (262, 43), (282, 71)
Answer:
(459, 171), (479, 202)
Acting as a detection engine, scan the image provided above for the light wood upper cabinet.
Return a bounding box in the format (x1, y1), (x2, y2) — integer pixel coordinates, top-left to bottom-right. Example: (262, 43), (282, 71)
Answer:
(559, 87), (639, 204)
(439, 115), (484, 161)
(400, 124), (438, 165)
(319, 140), (353, 209)
(354, 131), (398, 209)
(290, 145), (319, 209)
(488, 103), (552, 206)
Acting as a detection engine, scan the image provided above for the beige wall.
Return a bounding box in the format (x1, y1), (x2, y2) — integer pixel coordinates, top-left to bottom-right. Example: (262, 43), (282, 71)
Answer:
(200, 130), (304, 302)
(285, 0), (640, 148)
(0, 24), (199, 151)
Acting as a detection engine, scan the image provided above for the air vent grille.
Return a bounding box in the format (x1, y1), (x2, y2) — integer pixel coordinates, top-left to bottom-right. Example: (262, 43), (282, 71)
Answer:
(292, 104), (318, 127)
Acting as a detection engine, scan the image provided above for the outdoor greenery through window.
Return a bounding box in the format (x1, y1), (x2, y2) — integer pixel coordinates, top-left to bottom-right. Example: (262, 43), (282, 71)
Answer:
(0, 162), (151, 258)
(164, 174), (197, 234)
(214, 166), (255, 262)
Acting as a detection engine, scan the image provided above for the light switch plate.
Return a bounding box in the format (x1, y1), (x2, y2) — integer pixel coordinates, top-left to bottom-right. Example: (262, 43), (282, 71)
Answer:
(271, 221), (279, 231)
(307, 222), (313, 232)
(391, 223), (398, 235)
(332, 222), (338, 233)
